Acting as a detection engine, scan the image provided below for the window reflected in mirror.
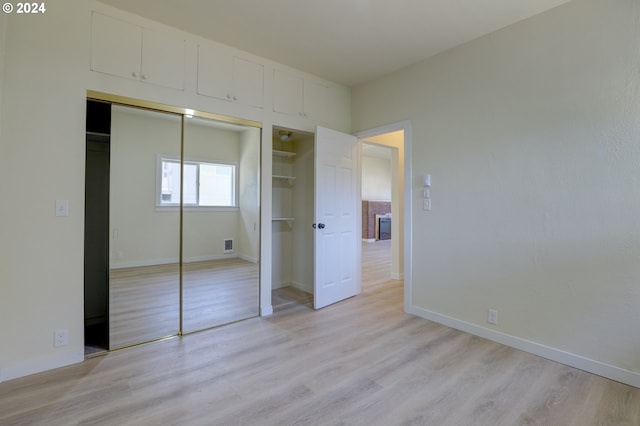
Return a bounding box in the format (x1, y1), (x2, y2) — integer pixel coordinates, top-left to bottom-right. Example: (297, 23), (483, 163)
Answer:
(181, 116), (261, 333)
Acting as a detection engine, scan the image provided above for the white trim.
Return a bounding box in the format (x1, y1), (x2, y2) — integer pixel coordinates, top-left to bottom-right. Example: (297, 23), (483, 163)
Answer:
(362, 238), (376, 243)
(238, 254), (258, 263)
(407, 304), (640, 389)
(1, 350), (84, 383)
(390, 272), (404, 280)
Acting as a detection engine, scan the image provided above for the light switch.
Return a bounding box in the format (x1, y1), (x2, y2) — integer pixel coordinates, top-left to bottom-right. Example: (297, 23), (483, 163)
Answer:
(55, 200), (69, 217)
(423, 188), (430, 198)
(423, 198), (431, 211)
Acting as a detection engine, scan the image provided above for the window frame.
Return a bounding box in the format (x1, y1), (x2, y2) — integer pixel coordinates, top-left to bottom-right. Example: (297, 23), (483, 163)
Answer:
(156, 154), (239, 211)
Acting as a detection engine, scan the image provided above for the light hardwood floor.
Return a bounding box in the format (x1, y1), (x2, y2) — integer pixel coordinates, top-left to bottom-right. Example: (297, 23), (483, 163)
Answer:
(2, 240), (639, 425)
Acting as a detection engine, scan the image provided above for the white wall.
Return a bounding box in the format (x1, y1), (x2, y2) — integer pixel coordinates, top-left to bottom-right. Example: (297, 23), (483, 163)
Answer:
(352, 0), (640, 387)
(0, 0), (350, 381)
(238, 127), (261, 262)
(0, 2), (90, 381)
(362, 153), (391, 201)
(110, 106), (182, 267)
(291, 135), (315, 292)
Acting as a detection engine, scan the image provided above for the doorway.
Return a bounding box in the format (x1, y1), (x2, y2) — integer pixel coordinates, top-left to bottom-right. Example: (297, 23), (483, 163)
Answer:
(361, 142), (395, 288)
(269, 124), (361, 312)
(270, 125), (315, 311)
(84, 100), (111, 355)
(356, 122), (411, 309)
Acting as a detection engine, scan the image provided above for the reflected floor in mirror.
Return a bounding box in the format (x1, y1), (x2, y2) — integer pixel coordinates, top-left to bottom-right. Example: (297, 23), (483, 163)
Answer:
(109, 258), (259, 348)
(182, 258), (259, 333)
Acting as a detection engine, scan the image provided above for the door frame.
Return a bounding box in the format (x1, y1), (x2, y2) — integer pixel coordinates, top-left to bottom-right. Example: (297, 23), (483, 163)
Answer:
(355, 121), (412, 311)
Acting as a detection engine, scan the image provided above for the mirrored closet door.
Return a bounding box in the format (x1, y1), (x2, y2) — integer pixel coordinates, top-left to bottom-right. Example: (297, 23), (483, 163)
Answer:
(109, 105), (182, 349)
(182, 117), (261, 333)
(85, 92), (262, 352)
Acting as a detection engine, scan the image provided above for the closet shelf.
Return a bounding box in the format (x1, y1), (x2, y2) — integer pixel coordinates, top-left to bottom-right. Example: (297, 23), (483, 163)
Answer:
(272, 150), (296, 158)
(272, 175), (296, 182)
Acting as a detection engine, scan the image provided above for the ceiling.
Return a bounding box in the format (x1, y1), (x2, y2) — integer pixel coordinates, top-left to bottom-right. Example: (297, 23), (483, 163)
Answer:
(98, 0), (572, 87)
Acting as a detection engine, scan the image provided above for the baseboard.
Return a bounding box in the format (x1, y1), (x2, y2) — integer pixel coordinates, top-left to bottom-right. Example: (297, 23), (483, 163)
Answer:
(184, 254), (238, 263)
(391, 272), (404, 280)
(110, 254), (238, 269)
(407, 304), (640, 389)
(291, 280), (313, 294)
(362, 238), (376, 243)
(238, 254), (258, 263)
(260, 304), (273, 316)
(272, 281), (290, 290)
(0, 349), (84, 383)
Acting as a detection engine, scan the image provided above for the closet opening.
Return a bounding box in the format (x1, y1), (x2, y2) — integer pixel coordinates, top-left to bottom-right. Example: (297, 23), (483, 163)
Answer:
(84, 99), (111, 356)
(271, 126), (315, 311)
(84, 91), (262, 356)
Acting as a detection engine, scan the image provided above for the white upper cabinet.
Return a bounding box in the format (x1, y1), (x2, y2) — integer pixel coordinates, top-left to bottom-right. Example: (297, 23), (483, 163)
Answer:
(90, 12), (185, 90)
(141, 29), (186, 90)
(197, 44), (264, 108)
(273, 69), (330, 124)
(273, 69), (304, 117)
(303, 79), (330, 124)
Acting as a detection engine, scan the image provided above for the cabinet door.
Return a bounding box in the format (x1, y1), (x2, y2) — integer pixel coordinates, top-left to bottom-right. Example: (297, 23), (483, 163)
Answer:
(141, 29), (185, 90)
(303, 79), (329, 123)
(91, 12), (141, 80)
(233, 57), (264, 108)
(273, 69), (303, 116)
(197, 44), (233, 101)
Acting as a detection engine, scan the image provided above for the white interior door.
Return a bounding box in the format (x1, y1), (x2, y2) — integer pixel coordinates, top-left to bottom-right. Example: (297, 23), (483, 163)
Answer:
(314, 126), (360, 309)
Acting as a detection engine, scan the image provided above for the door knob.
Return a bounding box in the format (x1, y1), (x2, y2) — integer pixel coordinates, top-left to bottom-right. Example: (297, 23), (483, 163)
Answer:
(318, 223), (325, 229)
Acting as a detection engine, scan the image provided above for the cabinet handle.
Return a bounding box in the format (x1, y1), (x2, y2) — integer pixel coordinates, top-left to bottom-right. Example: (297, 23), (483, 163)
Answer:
(141, 74), (148, 80)
(233, 95), (238, 101)
(131, 71), (138, 78)
(227, 94), (232, 100)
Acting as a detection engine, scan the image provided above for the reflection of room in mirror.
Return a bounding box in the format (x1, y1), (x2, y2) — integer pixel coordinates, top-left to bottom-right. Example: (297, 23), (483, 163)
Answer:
(109, 105), (182, 349)
(182, 116), (261, 333)
(100, 102), (261, 352)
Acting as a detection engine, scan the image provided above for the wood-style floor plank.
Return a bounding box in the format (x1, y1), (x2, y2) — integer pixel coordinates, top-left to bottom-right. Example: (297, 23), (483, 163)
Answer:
(1, 240), (639, 425)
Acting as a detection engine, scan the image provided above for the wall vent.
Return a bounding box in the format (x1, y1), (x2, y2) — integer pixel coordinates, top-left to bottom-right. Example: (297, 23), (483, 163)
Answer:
(224, 239), (234, 254)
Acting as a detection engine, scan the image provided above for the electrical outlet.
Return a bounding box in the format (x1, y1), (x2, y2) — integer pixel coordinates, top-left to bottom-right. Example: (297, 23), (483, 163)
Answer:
(54, 329), (68, 347)
(488, 309), (498, 325)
